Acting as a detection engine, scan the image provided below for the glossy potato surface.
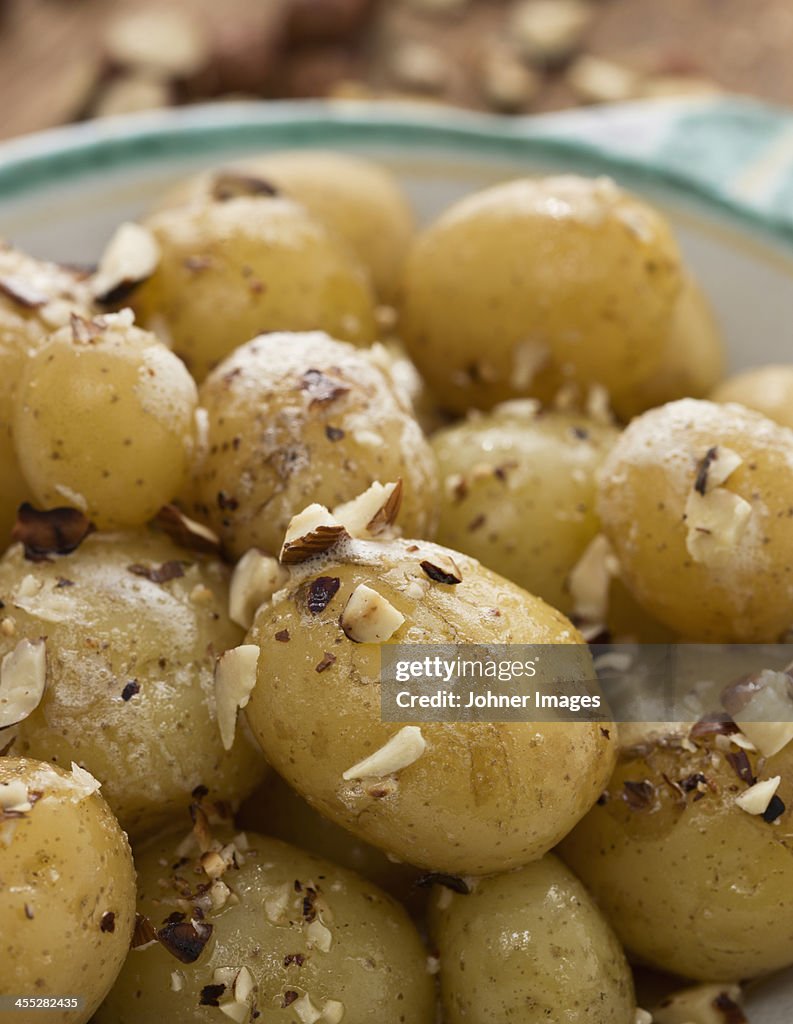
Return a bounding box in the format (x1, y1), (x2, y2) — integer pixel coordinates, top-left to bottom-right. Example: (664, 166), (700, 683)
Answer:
(616, 277), (725, 420)
(598, 398), (793, 641)
(0, 757), (136, 1023)
(711, 363), (793, 431)
(14, 312), (197, 529)
(160, 150), (415, 301)
(400, 175), (682, 413)
(245, 537), (617, 875)
(4, 531), (265, 838)
(192, 332), (438, 558)
(0, 246), (94, 540)
(430, 853), (635, 1023)
(96, 827), (434, 1024)
(559, 727), (793, 980)
(432, 403), (617, 612)
(135, 196), (377, 381)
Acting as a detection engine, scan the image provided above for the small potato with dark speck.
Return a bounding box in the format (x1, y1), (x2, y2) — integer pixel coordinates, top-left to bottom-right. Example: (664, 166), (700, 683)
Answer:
(0, 246), (95, 541)
(598, 398), (793, 641)
(0, 757), (136, 1023)
(134, 196), (377, 381)
(244, 536), (617, 875)
(3, 530), (266, 838)
(96, 827), (434, 1024)
(430, 853), (636, 1023)
(157, 149), (416, 303)
(559, 726), (793, 981)
(399, 175), (683, 413)
(14, 310), (197, 530)
(432, 402), (618, 613)
(191, 331), (439, 558)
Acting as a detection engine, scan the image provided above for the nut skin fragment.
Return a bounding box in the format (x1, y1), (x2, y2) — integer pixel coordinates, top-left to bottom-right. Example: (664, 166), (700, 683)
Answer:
(342, 726), (426, 781)
(340, 583), (405, 644)
(280, 504), (349, 565)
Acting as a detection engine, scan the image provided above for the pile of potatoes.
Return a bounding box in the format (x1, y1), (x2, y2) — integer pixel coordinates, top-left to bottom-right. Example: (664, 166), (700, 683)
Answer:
(2, 148), (791, 1024)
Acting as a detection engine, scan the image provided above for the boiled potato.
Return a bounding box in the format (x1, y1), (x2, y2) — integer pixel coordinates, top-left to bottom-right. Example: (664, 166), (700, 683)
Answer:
(616, 277), (725, 420)
(14, 310), (197, 530)
(711, 363), (793, 431)
(598, 398), (793, 641)
(429, 853), (635, 1023)
(0, 757), (136, 1023)
(432, 402), (618, 613)
(134, 196), (377, 381)
(0, 246), (94, 542)
(245, 535), (617, 875)
(237, 772), (424, 912)
(400, 175), (683, 413)
(96, 824), (434, 1024)
(2, 529), (265, 838)
(158, 150), (415, 302)
(190, 331), (438, 558)
(559, 721), (793, 981)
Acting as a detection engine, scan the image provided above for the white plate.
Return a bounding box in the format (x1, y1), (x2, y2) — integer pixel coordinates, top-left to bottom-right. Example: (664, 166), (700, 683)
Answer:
(1, 96), (792, 1020)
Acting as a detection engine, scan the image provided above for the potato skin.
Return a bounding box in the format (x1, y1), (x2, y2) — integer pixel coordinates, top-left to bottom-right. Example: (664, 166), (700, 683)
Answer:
(134, 196), (377, 381)
(0, 247), (94, 542)
(711, 363), (793, 431)
(14, 313), (197, 530)
(598, 398), (793, 641)
(429, 853), (635, 1024)
(399, 175), (682, 414)
(559, 728), (793, 981)
(615, 277), (725, 420)
(191, 331), (439, 558)
(0, 757), (136, 1023)
(4, 531), (266, 838)
(237, 772), (423, 912)
(159, 150), (415, 302)
(432, 403), (617, 613)
(96, 827), (435, 1024)
(245, 537), (617, 875)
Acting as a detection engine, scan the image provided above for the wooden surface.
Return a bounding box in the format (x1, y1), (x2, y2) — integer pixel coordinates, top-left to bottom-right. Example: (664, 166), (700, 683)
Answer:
(0, 0), (792, 142)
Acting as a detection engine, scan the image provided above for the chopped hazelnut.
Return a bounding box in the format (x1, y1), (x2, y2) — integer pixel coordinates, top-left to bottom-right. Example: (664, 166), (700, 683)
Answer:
(731, 670), (793, 756)
(306, 918), (332, 952)
(735, 776), (781, 817)
(0, 779), (31, 813)
(342, 726), (426, 780)
(653, 982), (746, 1024)
(333, 480), (403, 539)
(293, 993), (323, 1024)
(684, 488), (752, 567)
(0, 638), (46, 729)
(420, 553), (463, 585)
(567, 534), (619, 628)
(340, 584), (405, 643)
(229, 549), (288, 628)
(214, 645), (260, 751)
(280, 504), (349, 564)
(90, 222), (160, 304)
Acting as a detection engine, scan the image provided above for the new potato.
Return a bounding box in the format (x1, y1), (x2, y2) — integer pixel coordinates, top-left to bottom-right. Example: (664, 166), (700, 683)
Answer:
(191, 332), (439, 558)
(0, 757), (136, 1023)
(134, 196), (377, 381)
(598, 398), (793, 641)
(96, 827), (435, 1024)
(14, 311), (197, 530)
(4, 530), (266, 838)
(711, 363), (793, 431)
(0, 246), (95, 540)
(559, 726), (793, 981)
(244, 536), (617, 875)
(399, 175), (683, 413)
(158, 150), (415, 302)
(430, 854), (636, 1023)
(432, 402), (618, 612)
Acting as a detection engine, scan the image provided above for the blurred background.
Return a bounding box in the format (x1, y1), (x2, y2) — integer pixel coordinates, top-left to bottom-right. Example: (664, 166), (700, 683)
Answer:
(0, 0), (790, 140)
